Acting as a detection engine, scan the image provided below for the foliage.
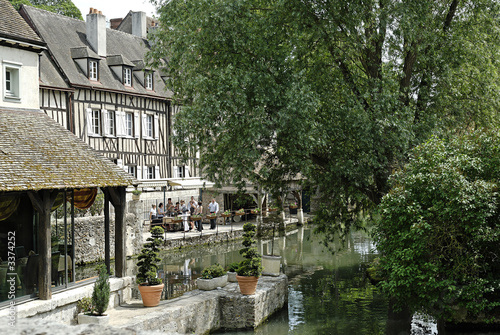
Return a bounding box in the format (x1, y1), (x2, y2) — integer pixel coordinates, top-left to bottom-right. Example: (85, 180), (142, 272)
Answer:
(148, 0), (500, 245)
(373, 129), (500, 322)
(227, 262), (240, 273)
(10, 0), (83, 20)
(237, 222), (262, 277)
(132, 189), (142, 196)
(137, 226), (164, 286)
(77, 296), (93, 314)
(236, 208), (245, 214)
(92, 264), (110, 316)
(222, 210), (231, 215)
(200, 264), (226, 279)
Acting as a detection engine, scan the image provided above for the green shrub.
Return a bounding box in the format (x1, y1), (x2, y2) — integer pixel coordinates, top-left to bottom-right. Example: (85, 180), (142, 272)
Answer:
(201, 264), (226, 279)
(77, 296), (93, 314)
(137, 226), (164, 285)
(227, 262), (240, 273)
(237, 222), (262, 277)
(92, 264), (110, 316)
(374, 129), (500, 322)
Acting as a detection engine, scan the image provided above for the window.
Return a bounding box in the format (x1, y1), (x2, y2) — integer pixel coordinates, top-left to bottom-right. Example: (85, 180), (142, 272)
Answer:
(127, 165), (136, 178)
(147, 166), (155, 179)
(178, 166), (185, 178)
(145, 114), (153, 138)
(124, 67), (132, 86)
(89, 60), (98, 81)
(125, 112), (134, 136)
(145, 72), (153, 90)
(3, 63), (20, 100)
(106, 110), (115, 136)
(91, 109), (101, 134)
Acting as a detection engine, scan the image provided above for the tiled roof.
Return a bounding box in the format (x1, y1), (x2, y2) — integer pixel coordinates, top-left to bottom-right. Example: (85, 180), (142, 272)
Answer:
(21, 5), (171, 98)
(0, 0), (43, 45)
(0, 108), (135, 192)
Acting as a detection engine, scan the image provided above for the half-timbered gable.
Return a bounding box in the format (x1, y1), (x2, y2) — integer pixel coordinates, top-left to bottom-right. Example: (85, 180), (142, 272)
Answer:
(20, 5), (197, 183)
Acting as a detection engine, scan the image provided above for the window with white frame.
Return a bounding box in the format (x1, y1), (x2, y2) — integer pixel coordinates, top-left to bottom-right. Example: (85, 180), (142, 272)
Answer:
(145, 114), (153, 138)
(3, 62), (20, 100)
(106, 110), (115, 136)
(125, 112), (134, 136)
(124, 67), (132, 86)
(178, 166), (186, 178)
(91, 109), (101, 134)
(147, 166), (155, 179)
(145, 72), (153, 90)
(89, 60), (98, 81)
(127, 165), (136, 178)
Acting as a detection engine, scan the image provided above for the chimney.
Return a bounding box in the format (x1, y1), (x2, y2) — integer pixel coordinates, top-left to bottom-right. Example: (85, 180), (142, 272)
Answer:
(86, 8), (106, 57)
(131, 11), (147, 38)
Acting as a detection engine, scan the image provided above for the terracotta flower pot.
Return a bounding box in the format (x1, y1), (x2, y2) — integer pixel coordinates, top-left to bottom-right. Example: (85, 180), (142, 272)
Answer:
(138, 283), (164, 307)
(236, 275), (259, 295)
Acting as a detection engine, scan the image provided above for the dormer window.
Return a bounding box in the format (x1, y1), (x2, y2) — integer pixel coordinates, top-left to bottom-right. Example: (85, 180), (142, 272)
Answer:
(145, 72), (153, 90)
(89, 60), (98, 81)
(124, 67), (132, 87)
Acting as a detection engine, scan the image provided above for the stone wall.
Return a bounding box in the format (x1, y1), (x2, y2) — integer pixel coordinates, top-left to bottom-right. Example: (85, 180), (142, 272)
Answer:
(73, 212), (139, 264)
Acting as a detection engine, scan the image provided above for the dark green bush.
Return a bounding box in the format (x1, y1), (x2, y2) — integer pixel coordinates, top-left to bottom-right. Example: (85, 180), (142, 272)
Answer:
(92, 264), (110, 316)
(374, 129), (500, 322)
(237, 222), (262, 277)
(137, 226), (164, 285)
(227, 262), (240, 273)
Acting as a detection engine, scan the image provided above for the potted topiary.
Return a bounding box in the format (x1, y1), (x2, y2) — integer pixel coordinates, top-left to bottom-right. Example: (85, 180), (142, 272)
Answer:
(132, 189), (142, 201)
(137, 226), (164, 307)
(77, 263), (110, 325)
(226, 262), (239, 283)
(236, 222), (262, 295)
(196, 264), (227, 290)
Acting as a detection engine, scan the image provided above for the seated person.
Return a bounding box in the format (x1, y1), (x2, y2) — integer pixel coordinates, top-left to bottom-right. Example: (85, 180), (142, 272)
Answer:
(157, 203), (165, 219)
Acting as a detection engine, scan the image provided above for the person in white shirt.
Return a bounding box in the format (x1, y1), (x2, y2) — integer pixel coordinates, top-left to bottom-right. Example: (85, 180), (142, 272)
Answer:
(207, 198), (219, 229)
(149, 204), (157, 221)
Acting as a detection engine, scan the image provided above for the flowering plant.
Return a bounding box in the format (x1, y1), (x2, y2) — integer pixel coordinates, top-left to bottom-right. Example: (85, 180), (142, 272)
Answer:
(236, 208), (245, 214)
(223, 210), (232, 215)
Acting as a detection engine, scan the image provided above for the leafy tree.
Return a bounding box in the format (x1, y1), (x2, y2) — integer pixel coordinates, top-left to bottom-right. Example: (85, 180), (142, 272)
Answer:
(148, 0), (500, 241)
(373, 129), (500, 322)
(10, 0), (83, 20)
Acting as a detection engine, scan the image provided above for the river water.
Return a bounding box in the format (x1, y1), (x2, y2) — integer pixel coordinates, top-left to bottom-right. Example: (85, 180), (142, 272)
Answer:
(125, 226), (496, 334)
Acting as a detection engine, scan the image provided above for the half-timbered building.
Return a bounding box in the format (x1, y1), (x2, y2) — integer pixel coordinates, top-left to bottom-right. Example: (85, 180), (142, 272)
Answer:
(19, 6), (198, 193)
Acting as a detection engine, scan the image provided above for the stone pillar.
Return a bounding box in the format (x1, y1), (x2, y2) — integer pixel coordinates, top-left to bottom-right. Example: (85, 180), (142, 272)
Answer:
(126, 199), (143, 257)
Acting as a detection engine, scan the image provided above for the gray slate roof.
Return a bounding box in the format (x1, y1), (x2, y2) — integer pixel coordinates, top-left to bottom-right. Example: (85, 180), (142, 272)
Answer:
(21, 5), (171, 98)
(0, 0), (44, 45)
(0, 108), (135, 192)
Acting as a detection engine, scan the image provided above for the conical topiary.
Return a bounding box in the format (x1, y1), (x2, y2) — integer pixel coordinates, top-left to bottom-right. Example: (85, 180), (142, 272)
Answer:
(137, 226), (164, 285)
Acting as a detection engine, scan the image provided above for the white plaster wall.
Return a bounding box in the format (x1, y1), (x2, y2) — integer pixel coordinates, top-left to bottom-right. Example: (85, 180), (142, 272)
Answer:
(0, 45), (40, 109)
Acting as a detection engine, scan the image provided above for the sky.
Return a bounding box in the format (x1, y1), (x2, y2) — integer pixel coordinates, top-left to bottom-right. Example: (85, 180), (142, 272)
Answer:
(71, 0), (157, 20)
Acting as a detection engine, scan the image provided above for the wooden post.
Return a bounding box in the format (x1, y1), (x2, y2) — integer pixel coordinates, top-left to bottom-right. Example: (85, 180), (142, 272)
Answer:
(103, 188), (111, 275)
(108, 186), (126, 277)
(28, 189), (59, 300)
